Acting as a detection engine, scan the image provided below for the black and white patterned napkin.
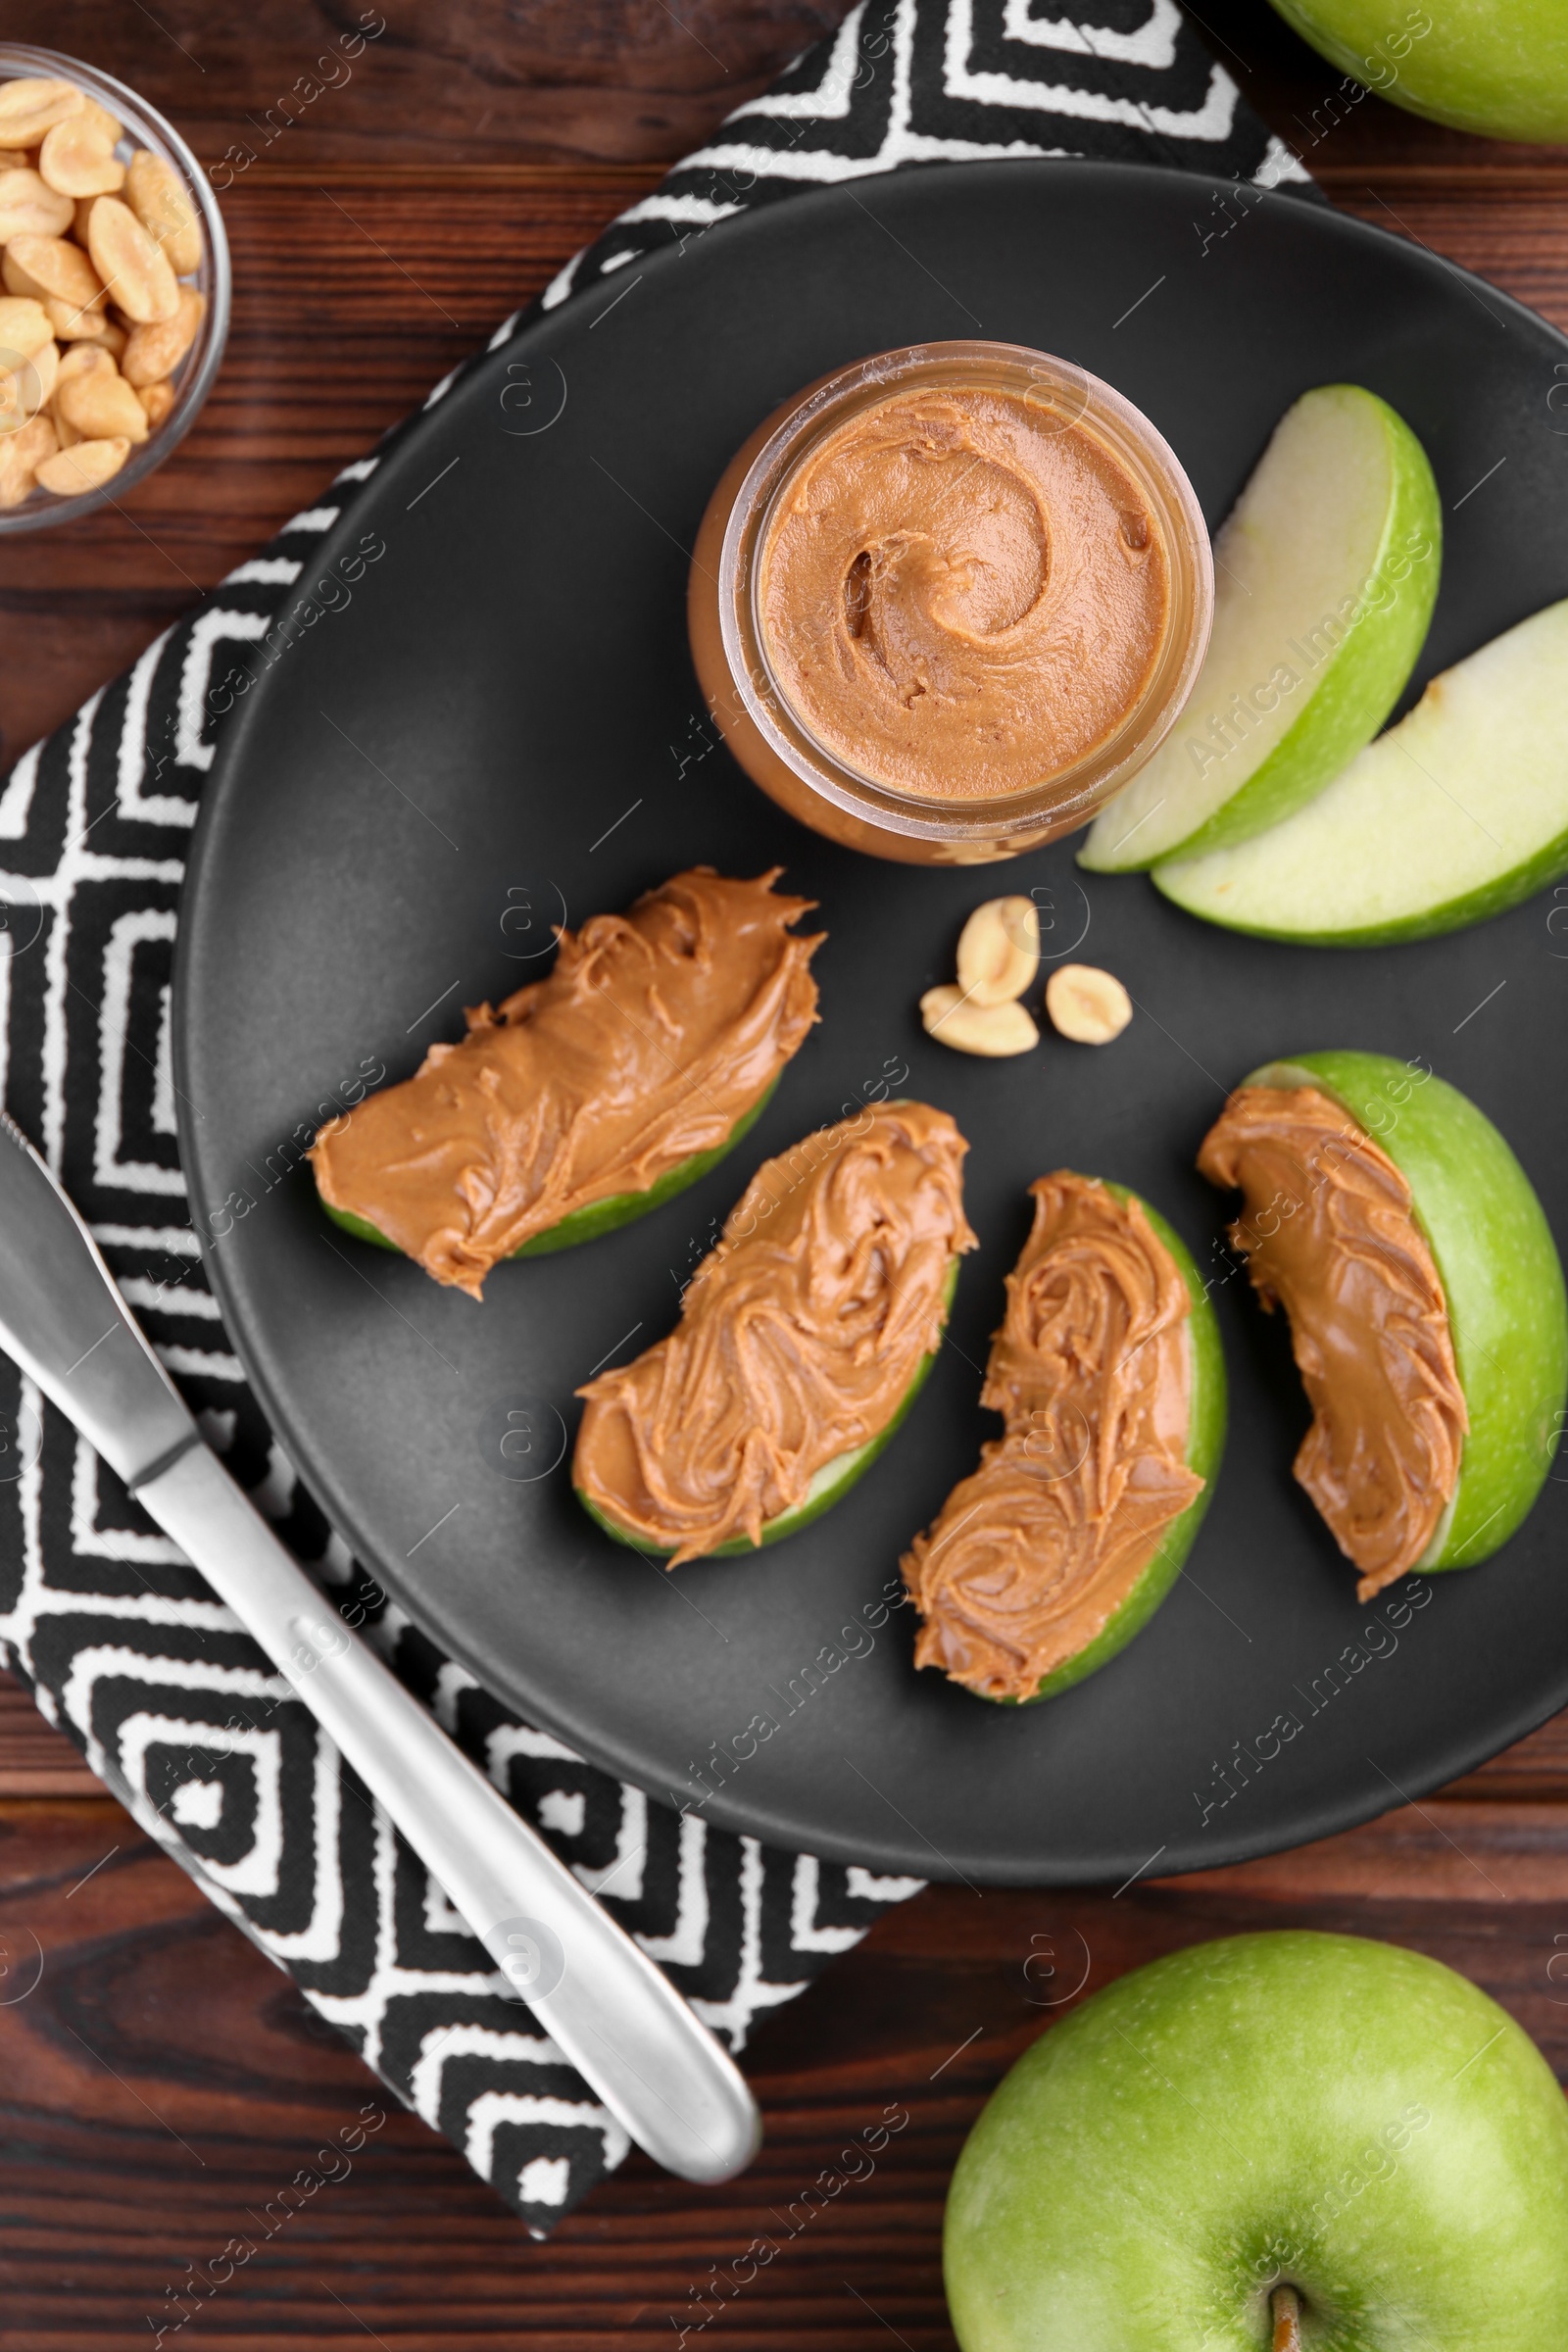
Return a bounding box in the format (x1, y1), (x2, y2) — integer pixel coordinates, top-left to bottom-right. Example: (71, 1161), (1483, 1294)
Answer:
(0, 1), (1315, 2232)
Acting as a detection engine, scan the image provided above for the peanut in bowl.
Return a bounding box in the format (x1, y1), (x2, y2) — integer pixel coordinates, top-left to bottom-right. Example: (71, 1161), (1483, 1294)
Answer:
(0, 45), (229, 530)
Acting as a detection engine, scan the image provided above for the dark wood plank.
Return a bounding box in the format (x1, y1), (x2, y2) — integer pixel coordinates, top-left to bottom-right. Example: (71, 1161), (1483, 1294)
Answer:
(0, 1), (860, 169)
(0, 1682), (97, 1796)
(1443, 1709), (1568, 1804)
(0, 1796), (1561, 2347)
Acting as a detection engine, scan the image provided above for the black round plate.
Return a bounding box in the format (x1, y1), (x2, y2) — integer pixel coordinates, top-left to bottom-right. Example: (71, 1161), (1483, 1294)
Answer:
(176, 161), (1568, 1885)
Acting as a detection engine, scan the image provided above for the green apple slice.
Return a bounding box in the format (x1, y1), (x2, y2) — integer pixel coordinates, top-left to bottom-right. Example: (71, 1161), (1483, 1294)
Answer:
(1154, 599), (1568, 945)
(579, 1258), (960, 1558)
(1079, 383), (1441, 871)
(319, 1077), (778, 1261)
(1245, 1052), (1567, 1570)
(1021, 1186), (1226, 1702)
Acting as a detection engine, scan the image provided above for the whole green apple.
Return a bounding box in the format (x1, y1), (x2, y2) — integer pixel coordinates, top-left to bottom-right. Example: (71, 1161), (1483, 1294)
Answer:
(1269, 0), (1568, 144)
(946, 1932), (1568, 2350)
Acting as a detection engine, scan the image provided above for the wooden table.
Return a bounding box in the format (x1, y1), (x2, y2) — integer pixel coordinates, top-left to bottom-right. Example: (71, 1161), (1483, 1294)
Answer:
(2, 6), (1566, 2342)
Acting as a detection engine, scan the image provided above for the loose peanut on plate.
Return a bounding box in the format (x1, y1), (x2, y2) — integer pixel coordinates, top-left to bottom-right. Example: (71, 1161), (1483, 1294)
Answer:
(35, 432), (129, 496)
(0, 167), (75, 243)
(122, 286), (203, 387)
(124, 150), (202, 276)
(955, 896), (1041, 1007)
(0, 293), (54, 360)
(0, 77), (83, 148)
(57, 351), (147, 443)
(38, 113), (125, 200)
(1044, 963), (1134, 1046)
(0, 410), (59, 508)
(85, 194), (178, 323)
(920, 984), (1039, 1057)
(137, 378), (174, 426)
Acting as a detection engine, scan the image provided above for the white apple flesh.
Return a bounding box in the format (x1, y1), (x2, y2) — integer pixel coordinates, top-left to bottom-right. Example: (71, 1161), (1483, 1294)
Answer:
(1154, 598), (1568, 944)
(1080, 384), (1440, 872)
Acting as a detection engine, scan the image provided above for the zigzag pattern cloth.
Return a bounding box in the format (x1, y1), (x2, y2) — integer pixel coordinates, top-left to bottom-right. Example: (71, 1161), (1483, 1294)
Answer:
(0, 0), (1310, 2233)
(541, 0), (1314, 307)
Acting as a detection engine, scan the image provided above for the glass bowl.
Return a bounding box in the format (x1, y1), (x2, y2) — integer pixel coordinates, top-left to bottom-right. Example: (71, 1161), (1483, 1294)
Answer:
(689, 340), (1213, 865)
(0, 43), (229, 532)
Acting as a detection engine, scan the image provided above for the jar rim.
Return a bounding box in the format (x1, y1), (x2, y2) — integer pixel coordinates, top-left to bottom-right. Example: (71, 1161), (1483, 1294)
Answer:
(714, 338), (1213, 848)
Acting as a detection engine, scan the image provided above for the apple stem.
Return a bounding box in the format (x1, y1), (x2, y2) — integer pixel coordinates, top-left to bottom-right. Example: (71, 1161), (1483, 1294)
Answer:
(1271, 2283), (1302, 2351)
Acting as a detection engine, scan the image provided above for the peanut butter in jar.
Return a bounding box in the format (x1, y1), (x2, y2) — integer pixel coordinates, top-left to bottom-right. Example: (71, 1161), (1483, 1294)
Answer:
(689, 342), (1213, 865)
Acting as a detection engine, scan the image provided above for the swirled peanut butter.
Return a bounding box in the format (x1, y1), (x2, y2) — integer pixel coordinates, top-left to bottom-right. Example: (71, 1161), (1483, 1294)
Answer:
(904, 1174), (1201, 1700)
(1199, 1085), (1466, 1600)
(758, 386), (1169, 802)
(310, 868), (822, 1298)
(574, 1102), (978, 1563)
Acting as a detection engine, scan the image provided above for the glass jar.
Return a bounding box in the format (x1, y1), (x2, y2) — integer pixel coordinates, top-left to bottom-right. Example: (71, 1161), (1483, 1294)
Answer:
(689, 340), (1212, 865)
(0, 43), (230, 534)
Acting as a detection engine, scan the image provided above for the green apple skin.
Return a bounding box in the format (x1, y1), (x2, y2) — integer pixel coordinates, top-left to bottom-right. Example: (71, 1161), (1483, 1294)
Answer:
(579, 1259), (961, 1559)
(1247, 1052), (1567, 1571)
(1157, 822), (1568, 951)
(1169, 395), (1438, 863)
(318, 1077), (778, 1262)
(945, 1931), (1568, 2352)
(1080, 387), (1440, 873)
(1269, 0), (1568, 145)
(1153, 599), (1568, 947)
(1019, 1186), (1226, 1701)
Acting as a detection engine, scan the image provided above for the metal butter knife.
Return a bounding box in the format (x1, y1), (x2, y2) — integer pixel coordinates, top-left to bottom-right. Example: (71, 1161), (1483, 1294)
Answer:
(0, 1110), (760, 2185)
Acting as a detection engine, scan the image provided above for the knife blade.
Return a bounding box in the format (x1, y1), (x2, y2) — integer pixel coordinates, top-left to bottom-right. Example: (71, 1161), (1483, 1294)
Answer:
(0, 1111), (760, 2185)
(0, 1113), (196, 1490)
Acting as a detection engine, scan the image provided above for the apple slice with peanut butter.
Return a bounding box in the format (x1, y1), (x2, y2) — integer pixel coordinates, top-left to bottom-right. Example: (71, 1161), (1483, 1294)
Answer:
(573, 1101), (977, 1564)
(904, 1173), (1224, 1702)
(1200, 1051), (1567, 1595)
(310, 867), (823, 1298)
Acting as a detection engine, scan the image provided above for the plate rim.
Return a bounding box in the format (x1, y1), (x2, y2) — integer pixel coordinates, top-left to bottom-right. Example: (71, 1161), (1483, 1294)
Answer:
(173, 154), (1568, 1883)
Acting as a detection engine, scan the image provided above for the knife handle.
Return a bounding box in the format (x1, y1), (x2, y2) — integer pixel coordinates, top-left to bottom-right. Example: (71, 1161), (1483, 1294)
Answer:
(137, 1443), (760, 2185)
